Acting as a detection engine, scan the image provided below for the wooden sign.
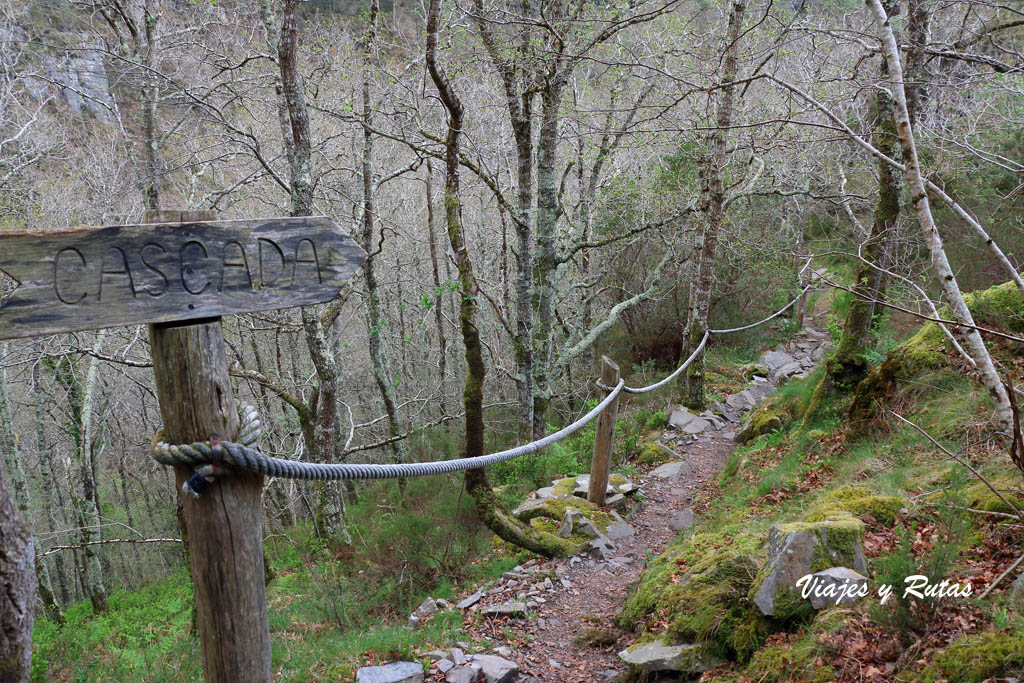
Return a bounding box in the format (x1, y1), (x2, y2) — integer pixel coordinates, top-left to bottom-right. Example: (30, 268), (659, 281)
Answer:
(0, 216), (365, 340)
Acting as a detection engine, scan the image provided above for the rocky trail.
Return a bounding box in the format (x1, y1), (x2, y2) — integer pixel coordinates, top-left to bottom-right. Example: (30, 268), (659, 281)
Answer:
(356, 327), (833, 683)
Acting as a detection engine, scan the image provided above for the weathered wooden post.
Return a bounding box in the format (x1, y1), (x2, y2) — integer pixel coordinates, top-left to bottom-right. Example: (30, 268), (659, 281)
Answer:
(144, 209), (270, 682)
(588, 356), (621, 506)
(0, 210), (365, 682)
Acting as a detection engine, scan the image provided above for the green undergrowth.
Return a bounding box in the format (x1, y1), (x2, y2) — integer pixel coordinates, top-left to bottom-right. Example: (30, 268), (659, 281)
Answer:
(620, 326), (1024, 679)
(31, 477), (521, 681)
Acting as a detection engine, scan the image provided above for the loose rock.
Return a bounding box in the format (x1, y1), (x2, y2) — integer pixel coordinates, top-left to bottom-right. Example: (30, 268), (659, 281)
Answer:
(356, 661), (424, 683)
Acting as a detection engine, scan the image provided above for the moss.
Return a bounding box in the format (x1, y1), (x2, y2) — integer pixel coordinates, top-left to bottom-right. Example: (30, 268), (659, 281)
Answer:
(551, 477), (578, 497)
(740, 636), (833, 683)
(619, 531), (770, 665)
(514, 495), (616, 536)
(915, 628), (1024, 682)
(804, 486), (907, 527)
(736, 407), (790, 444)
(609, 473), (629, 490)
(636, 442), (673, 465)
(965, 475), (1024, 515)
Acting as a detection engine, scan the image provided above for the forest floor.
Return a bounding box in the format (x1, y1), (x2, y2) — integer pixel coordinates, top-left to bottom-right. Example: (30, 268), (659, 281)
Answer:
(459, 432), (733, 682)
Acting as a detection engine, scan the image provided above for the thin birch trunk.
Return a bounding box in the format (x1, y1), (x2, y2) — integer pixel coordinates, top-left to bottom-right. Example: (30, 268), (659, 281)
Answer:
(868, 0), (1014, 433)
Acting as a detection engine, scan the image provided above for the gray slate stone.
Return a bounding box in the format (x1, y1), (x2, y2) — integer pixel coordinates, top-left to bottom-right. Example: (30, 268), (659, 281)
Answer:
(588, 535), (617, 560)
(415, 597), (439, 617)
(356, 661), (425, 683)
(752, 521), (867, 617)
(682, 417), (711, 435)
(456, 590), (484, 609)
(445, 663), (482, 683)
(668, 407), (698, 429)
(807, 567), (869, 609)
(772, 361), (803, 382)
(618, 638), (725, 673)
(669, 508), (694, 533)
(481, 601), (528, 617)
(472, 654), (519, 683)
(650, 460), (691, 480)
(557, 510), (575, 538)
(606, 513), (634, 542)
(761, 349), (796, 373)
(726, 390), (756, 411)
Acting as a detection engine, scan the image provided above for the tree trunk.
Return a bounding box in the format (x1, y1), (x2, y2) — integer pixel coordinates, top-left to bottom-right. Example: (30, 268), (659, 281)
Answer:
(426, 0), (580, 558)
(425, 160), (449, 412)
(278, 0), (352, 544)
(359, 0), (407, 465)
(682, 0), (746, 411)
(0, 458), (34, 683)
(820, 62), (900, 396)
(531, 80), (563, 438)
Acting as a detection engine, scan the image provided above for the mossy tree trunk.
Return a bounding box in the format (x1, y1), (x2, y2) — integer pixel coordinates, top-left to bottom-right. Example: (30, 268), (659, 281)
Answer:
(805, 60), (900, 423)
(276, 0), (353, 544)
(426, 0), (582, 558)
(682, 0), (746, 411)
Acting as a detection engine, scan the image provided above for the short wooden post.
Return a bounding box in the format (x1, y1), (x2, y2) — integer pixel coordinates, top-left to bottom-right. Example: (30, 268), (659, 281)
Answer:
(588, 356), (620, 506)
(145, 210), (272, 682)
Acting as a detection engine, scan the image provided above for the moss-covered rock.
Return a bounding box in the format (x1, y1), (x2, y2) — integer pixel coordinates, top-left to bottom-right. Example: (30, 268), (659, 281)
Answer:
(618, 532), (771, 668)
(965, 475), (1024, 515)
(737, 405), (790, 444)
(804, 486), (907, 528)
(749, 517), (867, 620)
(913, 628), (1024, 682)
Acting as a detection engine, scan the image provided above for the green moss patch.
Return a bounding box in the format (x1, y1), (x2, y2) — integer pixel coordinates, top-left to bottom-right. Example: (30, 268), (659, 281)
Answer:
(915, 628), (1024, 683)
(804, 486), (907, 527)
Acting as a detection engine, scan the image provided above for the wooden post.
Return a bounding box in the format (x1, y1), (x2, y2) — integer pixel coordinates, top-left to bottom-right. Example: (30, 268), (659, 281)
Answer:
(145, 210), (272, 682)
(588, 356), (620, 506)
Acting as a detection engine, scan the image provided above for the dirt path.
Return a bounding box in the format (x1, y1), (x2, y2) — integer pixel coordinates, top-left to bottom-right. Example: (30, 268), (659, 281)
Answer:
(461, 431), (734, 682)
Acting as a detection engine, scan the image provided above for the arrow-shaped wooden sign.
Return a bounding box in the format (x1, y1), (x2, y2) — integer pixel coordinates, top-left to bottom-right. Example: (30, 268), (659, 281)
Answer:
(0, 216), (366, 340)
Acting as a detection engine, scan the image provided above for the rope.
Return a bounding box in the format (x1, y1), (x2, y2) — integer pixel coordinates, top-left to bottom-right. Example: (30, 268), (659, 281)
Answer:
(154, 382), (624, 496)
(152, 284), (815, 495)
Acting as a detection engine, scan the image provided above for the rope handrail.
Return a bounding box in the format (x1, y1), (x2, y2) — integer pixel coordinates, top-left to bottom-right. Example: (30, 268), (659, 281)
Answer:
(154, 381), (625, 494)
(152, 283), (815, 492)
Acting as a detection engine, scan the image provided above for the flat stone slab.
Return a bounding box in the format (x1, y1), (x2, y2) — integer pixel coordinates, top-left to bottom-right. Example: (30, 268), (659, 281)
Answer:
(356, 661), (424, 683)
(481, 601), (528, 617)
(761, 349), (796, 373)
(668, 407), (699, 429)
(456, 590), (484, 609)
(650, 460), (691, 480)
(669, 508), (694, 532)
(618, 638), (725, 673)
(682, 417), (711, 435)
